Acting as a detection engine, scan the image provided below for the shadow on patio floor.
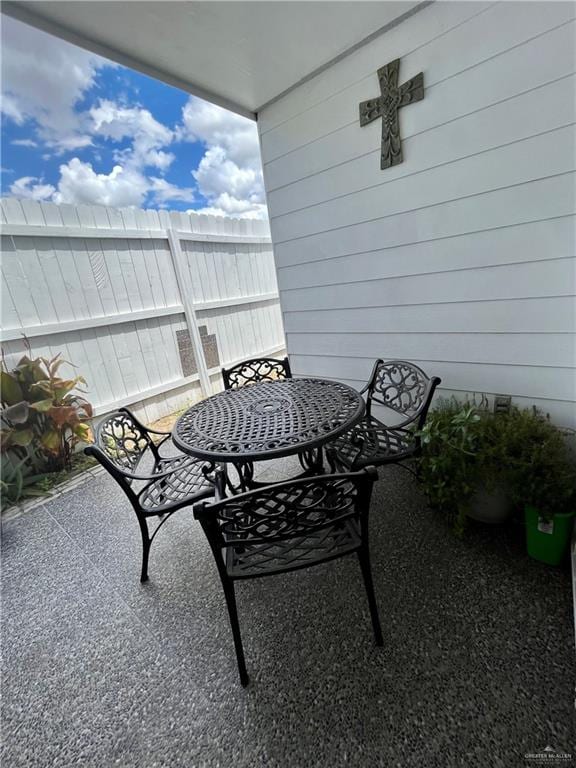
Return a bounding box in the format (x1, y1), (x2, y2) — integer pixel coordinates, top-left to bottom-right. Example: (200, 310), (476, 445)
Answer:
(1, 461), (573, 767)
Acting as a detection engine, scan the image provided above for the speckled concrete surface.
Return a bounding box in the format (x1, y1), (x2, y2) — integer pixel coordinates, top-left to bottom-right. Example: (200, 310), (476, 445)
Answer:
(1, 460), (573, 768)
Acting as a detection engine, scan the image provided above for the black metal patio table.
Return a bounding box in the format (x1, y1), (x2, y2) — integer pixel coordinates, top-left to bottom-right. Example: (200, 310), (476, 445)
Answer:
(172, 378), (365, 490)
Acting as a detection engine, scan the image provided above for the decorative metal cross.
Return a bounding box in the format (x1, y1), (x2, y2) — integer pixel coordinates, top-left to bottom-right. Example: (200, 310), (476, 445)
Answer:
(359, 59), (424, 169)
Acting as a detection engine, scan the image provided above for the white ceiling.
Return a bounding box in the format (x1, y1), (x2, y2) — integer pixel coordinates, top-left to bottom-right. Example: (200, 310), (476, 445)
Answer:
(2, 1), (422, 118)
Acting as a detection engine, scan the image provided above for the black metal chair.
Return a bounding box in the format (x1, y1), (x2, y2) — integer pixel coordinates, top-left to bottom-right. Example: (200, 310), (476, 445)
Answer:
(85, 408), (214, 582)
(328, 360), (441, 473)
(194, 467), (382, 686)
(221, 356), (292, 390)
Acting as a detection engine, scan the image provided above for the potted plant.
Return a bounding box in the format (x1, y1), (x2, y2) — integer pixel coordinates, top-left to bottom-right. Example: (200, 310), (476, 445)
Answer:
(418, 400), (576, 559)
(418, 398), (484, 535)
(504, 409), (575, 566)
(464, 411), (516, 525)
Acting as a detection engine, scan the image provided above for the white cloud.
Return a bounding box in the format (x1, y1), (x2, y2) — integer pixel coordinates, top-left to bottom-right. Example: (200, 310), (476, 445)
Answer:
(180, 98), (261, 169)
(55, 136), (93, 152)
(149, 177), (195, 206)
(10, 176), (55, 201)
(2, 18), (268, 218)
(52, 158), (148, 208)
(23, 99), (187, 208)
(90, 99), (174, 171)
(9, 150), (195, 211)
(180, 97), (267, 219)
(1, 16), (112, 151)
(192, 203), (268, 221)
(2, 94), (26, 125)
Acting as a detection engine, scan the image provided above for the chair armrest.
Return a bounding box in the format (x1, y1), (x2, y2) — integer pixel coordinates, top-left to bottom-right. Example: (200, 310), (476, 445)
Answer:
(85, 443), (185, 482)
(120, 466), (179, 482)
(118, 407), (172, 436)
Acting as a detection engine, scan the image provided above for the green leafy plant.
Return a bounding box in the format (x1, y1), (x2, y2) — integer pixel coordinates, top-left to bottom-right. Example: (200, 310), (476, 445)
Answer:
(1, 353), (93, 472)
(499, 408), (575, 521)
(418, 398), (576, 533)
(418, 398), (483, 535)
(0, 454), (49, 510)
(1, 353), (94, 510)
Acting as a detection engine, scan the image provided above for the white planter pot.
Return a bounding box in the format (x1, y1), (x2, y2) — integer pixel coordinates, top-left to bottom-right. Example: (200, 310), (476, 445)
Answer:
(467, 486), (513, 524)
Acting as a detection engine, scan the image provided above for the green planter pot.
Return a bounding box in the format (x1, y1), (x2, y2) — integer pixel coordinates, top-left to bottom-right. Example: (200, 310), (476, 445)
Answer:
(525, 506), (574, 566)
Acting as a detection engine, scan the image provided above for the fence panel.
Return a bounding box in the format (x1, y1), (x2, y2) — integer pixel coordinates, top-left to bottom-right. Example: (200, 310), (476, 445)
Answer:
(1, 199), (284, 421)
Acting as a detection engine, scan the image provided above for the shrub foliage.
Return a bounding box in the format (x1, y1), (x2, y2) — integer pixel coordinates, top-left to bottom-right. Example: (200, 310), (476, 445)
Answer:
(1, 353), (93, 508)
(418, 398), (575, 534)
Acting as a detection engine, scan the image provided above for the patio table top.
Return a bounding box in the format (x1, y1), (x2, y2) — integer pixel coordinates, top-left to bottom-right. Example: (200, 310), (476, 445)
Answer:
(172, 377), (365, 463)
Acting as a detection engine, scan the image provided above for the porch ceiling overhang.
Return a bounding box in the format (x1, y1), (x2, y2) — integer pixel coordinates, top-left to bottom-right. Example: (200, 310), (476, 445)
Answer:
(2, 1), (423, 119)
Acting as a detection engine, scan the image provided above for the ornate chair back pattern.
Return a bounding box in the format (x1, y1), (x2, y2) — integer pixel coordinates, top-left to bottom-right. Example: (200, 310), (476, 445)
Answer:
(222, 356), (292, 390)
(93, 411), (156, 482)
(367, 360), (436, 424)
(200, 475), (362, 548)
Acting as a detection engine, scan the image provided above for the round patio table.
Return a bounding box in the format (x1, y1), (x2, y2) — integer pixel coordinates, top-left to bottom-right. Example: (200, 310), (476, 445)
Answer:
(172, 378), (365, 489)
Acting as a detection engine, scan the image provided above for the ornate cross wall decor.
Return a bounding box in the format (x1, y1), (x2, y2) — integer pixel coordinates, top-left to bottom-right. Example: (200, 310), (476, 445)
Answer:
(359, 59), (424, 169)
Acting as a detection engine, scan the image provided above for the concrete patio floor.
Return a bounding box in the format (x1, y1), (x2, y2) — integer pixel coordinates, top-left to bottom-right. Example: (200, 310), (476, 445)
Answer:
(1, 458), (574, 768)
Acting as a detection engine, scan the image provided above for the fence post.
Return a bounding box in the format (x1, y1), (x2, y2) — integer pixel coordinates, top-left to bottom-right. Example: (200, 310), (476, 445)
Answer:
(166, 228), (212, 397)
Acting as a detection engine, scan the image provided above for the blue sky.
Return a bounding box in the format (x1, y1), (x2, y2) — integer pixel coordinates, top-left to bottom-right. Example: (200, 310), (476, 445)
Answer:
(1, 16), (266, 218)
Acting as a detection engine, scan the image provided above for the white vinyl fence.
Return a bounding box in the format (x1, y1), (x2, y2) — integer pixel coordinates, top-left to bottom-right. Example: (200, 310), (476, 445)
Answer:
(0, 199), (286, 422)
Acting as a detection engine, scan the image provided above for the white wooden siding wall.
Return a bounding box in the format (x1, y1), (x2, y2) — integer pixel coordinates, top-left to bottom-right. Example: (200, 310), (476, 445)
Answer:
(258, 0), (576, 427)
(0, 199), (284, 422)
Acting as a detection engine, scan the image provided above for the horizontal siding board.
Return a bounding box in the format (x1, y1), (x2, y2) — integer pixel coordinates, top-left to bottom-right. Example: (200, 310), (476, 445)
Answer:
(259, 2), (575, 427)
(433, 391), (576, 427)
(286, 332), (576, 369)
(271, 127), (576, 242)
(277, 218), (575, 289)
(261, 5), (575, 161)
(264, 22), (575, 191)
(283, 297), (575, 335)
(289, 354), (576, 403)
(273, 175), (575, 268)
(280, 259), (575, 313)
(258, 2), (494, 132)
(289, 367), (575, 426)
(268, 75), (576, 215)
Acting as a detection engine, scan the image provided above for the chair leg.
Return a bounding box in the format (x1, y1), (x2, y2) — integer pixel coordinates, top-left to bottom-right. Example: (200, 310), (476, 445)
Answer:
(357, 547), (383, 646)
(138, 519), (151, 583)
(221, 578), (249, 686)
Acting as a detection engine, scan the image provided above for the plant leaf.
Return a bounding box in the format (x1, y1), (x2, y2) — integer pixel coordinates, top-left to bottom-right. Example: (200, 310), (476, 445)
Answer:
(11, 428), (34, 447)
(29, 399), (54, 413)
(0, 371), (23, 406)
(47, 405), (79, 427)
(1, 401), (29, 424)
(40, 430), (61, 454)
(72, 423), (92, 442)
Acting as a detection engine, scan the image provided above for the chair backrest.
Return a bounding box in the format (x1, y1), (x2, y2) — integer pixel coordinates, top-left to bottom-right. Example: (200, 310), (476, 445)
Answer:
(365, 359), (441, 427)
(221, 356), (292, 390)
(194, 468), (376, 564)
(85, 410), (155, 489)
